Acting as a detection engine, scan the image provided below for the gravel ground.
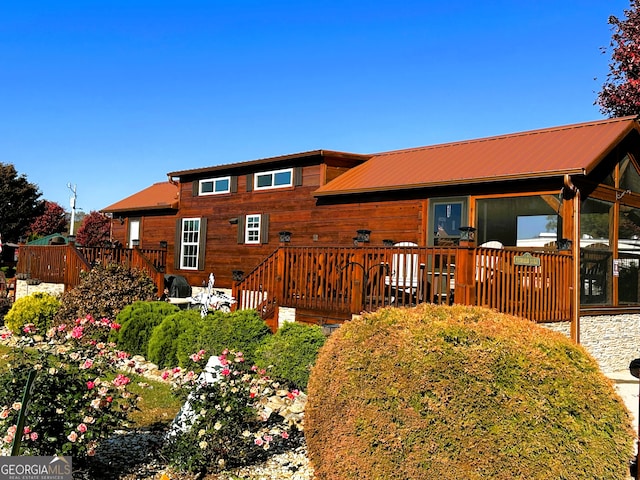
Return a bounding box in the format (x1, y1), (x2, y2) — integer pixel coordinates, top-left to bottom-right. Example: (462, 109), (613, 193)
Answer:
(73, 428), (314, 480)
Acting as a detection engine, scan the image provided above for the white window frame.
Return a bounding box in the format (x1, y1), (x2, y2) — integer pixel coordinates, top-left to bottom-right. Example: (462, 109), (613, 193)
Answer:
(199, 176), (231, 195)
(254, 168), (293, 190)
(180, 218), (201, 270)
(245, 214), (261, 244)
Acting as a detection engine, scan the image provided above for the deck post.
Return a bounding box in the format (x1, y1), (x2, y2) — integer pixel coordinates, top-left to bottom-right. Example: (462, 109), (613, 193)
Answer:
(454, 233), (476, 305)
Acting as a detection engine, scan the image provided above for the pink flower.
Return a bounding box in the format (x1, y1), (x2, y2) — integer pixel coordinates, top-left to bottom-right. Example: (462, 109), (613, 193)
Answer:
(106, 396), (113, 403)
(161, 371), (170, 380)
(81, 359), (93, 369)
(23, 426), (31, 435)
(67, 431), (78, 442)
(23, 324), (35, 334)
(117, 351), (129, 359)
(77, 423), (87, 433)
(87, 381), (95, 390)
(113, 374), (130, 387)
(221, 368), (231, 376)
(57, 324), (66, 331)
(29, 432), (38, 441)
(71, 326), (84, 339)
(281, 431), (289, 439)
(110, 322), (121, 331)
(254, 437), (264, 446)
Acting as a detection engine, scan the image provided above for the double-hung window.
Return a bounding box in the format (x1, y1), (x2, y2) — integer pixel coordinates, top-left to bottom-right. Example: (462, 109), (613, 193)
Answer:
(199, 176), (231, 195)
(245, 214), (261, 244)
(254, 168), (293, 190)
(180, 218), (201, 269)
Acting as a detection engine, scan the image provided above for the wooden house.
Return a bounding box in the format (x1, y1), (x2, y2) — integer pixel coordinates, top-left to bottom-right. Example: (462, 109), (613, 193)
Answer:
(25, 115), (640, 370)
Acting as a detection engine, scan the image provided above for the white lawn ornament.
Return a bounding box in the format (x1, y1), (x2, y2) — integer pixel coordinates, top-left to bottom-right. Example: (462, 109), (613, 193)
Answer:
(186, 273), (237, 317)
(167, 355), (223, 437)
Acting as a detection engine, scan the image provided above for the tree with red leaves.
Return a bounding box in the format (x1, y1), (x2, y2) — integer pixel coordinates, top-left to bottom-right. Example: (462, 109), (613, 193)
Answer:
(28, 201), (67, 239)
(76, 211), (111, 247)
(598, 1), (640, 117)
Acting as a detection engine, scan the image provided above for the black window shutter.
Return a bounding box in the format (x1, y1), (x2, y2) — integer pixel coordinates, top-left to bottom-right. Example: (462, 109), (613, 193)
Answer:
(174, 219), (182, 269)
(197, 218), (207, 271)
(230, 176), (238, 193)
(192, 180), (199, 197)
(246, 174), (253, 192)
(261, 214), (270, 244)
(237, 215), (246, 244)
(294, 167), (303, 187)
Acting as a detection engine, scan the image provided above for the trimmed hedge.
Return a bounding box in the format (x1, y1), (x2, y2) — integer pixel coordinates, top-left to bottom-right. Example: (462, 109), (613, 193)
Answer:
(4, 292), (60, 334)
(112, 301), (180, 357)
(254, 321), (326, 390)
(176, 309), (271, 368)
(306, 304), (635, 480)
(147, 309), (202, 369)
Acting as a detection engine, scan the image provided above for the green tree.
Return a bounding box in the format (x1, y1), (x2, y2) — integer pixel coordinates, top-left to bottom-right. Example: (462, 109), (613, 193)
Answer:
(0, 163), (44, 242)
(597, 1), (640, 117)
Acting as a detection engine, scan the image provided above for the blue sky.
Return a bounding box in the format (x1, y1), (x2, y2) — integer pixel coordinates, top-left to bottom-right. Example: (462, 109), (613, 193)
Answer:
(0, 1), (631, 214)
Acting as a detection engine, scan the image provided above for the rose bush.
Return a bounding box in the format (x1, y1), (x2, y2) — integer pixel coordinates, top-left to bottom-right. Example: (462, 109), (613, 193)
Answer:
(162, 349), (306, 475)
(0, 314), (145, 460)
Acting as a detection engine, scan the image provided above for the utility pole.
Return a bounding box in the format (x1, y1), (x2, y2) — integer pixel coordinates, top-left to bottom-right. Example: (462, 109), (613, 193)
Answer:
(67, 183), (77, 236)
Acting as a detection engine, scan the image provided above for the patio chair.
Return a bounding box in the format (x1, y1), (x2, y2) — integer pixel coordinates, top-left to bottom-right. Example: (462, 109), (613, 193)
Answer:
(385, 242), (422, 303)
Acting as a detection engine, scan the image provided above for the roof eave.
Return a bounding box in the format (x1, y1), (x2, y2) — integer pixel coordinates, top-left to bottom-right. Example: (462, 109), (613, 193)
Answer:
(313, 169), (587, 197)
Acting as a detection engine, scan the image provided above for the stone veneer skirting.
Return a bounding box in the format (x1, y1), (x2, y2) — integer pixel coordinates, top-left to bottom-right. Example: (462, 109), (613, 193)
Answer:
(542, 314), (640, 373)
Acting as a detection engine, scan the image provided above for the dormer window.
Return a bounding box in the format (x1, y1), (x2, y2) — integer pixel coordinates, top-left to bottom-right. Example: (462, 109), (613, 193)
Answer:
(199, 176), (231, 195)
(254, 168), (293, 190)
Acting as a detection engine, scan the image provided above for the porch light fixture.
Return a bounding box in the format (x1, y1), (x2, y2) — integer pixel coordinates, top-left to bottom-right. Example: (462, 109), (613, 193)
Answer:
(356, 229), (371, 243)
(459, 226), (476, 242)
(159, 240), (168, 249)
(382, 239), (394, 247)
(232, 270), (245, 282)
(557, 238), (572, 252)
(118, 216), (125, 225)
(131, 239), (140, 247)
(228, 217), (239, 225)
(279, 231), (292, 243)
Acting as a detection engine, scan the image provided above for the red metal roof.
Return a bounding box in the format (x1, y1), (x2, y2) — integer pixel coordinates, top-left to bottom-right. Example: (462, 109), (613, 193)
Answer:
(101, 181), (179, 213)
(315, 116), (640, 196)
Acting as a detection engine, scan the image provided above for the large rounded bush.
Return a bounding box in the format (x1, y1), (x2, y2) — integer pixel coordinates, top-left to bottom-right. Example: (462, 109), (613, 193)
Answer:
(254, 321), (326, 390)
(53, 263), (156, 324)
(147, 309), (202, 368)
(4, 292), (60, 333)
(112, 301), (180, 356)
(306, 304), (635, 480)
(175, 309), (271, 367)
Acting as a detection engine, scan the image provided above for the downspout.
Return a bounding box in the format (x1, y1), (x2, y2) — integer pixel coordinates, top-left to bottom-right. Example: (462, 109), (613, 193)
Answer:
(564, 174), (580, 343)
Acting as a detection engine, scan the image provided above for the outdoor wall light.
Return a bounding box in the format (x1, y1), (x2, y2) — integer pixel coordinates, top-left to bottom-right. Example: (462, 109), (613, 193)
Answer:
(356, 229), (371, 243)
(279, 231), (292, 243)
(557, 238), (572, 251)
(159, 240), (168, 249)
(229, 217), (239, 225)
(232, 270), (245, 282)
(459, 226), (476, 242)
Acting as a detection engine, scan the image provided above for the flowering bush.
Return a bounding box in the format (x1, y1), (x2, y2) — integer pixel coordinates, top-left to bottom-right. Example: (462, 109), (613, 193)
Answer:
(162, 349), (306, 475)
(0, 314), (143, 460)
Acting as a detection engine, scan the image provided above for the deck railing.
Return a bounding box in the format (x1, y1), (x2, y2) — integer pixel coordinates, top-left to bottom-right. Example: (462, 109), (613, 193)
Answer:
(17, 244), (167, 293)
(234, 245), (573, 323)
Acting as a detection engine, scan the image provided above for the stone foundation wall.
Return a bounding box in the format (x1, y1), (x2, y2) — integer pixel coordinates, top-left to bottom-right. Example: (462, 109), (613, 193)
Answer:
(542, 314), (640, 373)
(15, 280), (64, 300)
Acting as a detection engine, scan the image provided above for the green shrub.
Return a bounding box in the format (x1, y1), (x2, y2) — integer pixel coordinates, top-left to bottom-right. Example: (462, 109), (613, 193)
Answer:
(112, 301), (180, 357)
(306, 304), (635, 480)
(147, 309), (202, 368)
(4, 292), (60, 334)
(254, 321), (326, 390)
(53, 263), (156, 325)
(175, 309), (271, 368)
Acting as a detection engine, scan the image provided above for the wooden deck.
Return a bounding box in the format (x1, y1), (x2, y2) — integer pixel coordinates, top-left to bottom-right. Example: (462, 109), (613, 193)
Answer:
(16, 243), (167, 294)
(233, 245), (573, 328)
